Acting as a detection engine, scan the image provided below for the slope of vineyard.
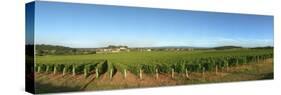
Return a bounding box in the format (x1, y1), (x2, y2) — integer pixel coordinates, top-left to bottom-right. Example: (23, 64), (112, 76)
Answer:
(35, 49), (273, 76)
(34, 48), (273, 93)
(35, 58), (273, 93)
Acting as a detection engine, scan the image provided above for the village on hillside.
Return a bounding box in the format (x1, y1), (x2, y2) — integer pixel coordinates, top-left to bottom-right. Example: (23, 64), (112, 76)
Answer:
(34, 44), (196, 56)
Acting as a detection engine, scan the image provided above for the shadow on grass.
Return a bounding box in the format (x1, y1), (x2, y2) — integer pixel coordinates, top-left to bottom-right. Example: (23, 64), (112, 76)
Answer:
(259, 72), (274, 80)
(35, 81), (82, 94)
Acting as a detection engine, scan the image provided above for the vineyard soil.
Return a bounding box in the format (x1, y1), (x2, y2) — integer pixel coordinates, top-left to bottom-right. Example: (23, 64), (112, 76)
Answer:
(35, 58), (273, 93)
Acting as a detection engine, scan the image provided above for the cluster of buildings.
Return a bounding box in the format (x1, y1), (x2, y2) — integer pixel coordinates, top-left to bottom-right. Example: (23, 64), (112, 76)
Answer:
(95, 45), (194, 54)
(95, 45), (130, 53)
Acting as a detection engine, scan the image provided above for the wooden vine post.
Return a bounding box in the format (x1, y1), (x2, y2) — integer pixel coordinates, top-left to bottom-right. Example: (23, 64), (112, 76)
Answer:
(263, 57), (266, 63)
(139, 69), (143, 80)
(171, 68), (174, 79)
(63, 66), (67, 76)
(37, 65), (41, 73)
(215, 65), (218, 75)
(256, 56), (258, 63)
(202, 67), (205, 78)
(45, 65), (49, 73)
(84, 67), (87, 78)
(72, 65), (75, 76)
(124, 69), (127, 79)
(185, 68), (189, 79)
(109, 69), (113, 80)
(53, 65), (57, 74)
(226, 62), (229, 72)
(236, 59), (239, 66)
(95, 68), (99, 79)
(257, 56), (260, 63)
(156, 68), (159, 79)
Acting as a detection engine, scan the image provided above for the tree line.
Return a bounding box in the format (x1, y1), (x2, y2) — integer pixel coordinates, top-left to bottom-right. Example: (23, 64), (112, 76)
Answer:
(35, 44), (96, 56)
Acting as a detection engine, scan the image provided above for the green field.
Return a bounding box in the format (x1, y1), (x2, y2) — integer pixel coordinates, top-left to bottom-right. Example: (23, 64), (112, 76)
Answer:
(36, 49), (273, 63)
(35, 49), (273, 76)
(34, 48), (273, 93)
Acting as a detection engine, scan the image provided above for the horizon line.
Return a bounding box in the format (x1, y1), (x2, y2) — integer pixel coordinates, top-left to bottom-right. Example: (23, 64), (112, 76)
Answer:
(30, 44), (274, 49)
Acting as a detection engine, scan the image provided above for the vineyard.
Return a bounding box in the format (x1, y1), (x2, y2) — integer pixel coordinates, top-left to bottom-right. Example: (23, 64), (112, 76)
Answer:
(35, 49), (273, 80)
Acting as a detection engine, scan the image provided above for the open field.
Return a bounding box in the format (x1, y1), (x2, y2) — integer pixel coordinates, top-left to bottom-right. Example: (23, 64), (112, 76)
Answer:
(34, 49), (273, 93)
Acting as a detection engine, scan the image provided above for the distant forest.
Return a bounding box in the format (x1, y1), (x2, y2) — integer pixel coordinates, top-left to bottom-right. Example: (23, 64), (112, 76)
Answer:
(34, 44), (96, 56)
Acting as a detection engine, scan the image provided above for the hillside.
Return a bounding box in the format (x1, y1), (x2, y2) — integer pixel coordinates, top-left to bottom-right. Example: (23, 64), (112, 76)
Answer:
(35, 44), (77, 55)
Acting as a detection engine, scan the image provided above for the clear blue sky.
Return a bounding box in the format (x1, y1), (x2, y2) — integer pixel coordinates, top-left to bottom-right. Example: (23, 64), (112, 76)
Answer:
(33, 1), (273, 48)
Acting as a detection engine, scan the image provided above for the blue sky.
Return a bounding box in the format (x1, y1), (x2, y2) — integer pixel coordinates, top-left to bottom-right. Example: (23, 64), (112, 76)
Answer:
(32, 1), (273, 48)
